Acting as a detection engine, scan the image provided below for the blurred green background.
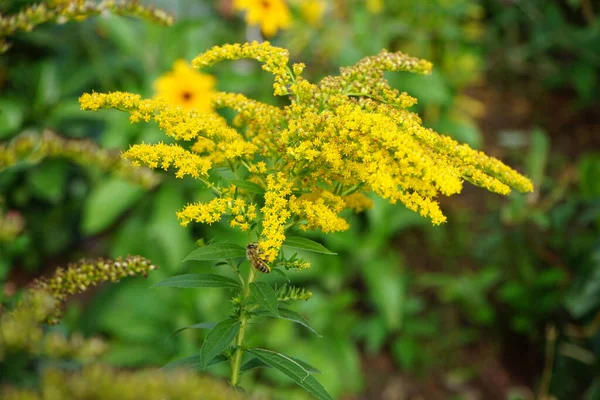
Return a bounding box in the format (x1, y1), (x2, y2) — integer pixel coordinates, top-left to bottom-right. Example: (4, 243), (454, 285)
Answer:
(1, 0), (599, 399)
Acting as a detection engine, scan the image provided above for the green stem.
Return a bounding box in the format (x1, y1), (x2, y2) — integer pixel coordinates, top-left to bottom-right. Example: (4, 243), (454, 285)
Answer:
(230, 266), (256, 387)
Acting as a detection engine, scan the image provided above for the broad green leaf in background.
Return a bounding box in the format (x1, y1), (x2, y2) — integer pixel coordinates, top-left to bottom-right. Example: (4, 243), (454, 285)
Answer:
(199, 319), (241, 370)
(247, 348), (332, 400)
(229, 179), (265, 195)
(283, 237), (337, 255)
(183, 242), (246, 262)
(81, 177), (144, 235)
(28, 160), (68, 203)
(526, 128), (549, 187)
(152, 274), (241, 289)
(0, 99), (25, 138)
(250, 282), (279, 316)
(579, 154), (600, 198)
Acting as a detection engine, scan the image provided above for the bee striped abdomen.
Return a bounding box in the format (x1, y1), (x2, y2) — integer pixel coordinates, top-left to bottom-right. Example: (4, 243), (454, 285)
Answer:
(246, 242), (271, 273)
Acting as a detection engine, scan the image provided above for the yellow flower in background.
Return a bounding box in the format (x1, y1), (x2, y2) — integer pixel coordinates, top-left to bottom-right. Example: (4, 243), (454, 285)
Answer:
(300, 0), (325, 26)
(154, 60), (216, 112)
(234, 0), (291, 37)
(366, 0), (383, 14)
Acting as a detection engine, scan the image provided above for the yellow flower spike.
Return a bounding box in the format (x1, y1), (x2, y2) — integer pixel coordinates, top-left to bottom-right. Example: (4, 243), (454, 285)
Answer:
(80, 91), (244, 143)
(192, 42), (292, 96)
(259, 173), (294, 262)
(154, 60), (216, 112)
(122, 143), (212, 179)
(233, 0), (291, 37)
(177, 198), (230, 227)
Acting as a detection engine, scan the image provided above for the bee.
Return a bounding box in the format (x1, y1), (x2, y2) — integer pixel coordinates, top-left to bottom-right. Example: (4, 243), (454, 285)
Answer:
(246, 242), (271, 273)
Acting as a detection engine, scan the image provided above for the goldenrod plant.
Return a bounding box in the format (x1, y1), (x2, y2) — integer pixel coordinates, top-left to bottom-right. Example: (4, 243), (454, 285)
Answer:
(80, 41), (533, 398)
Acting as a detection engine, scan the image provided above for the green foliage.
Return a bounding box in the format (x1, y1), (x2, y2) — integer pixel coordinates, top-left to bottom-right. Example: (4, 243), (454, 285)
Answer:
(2, 0), (599, 399)
(158, 241), (332, 398)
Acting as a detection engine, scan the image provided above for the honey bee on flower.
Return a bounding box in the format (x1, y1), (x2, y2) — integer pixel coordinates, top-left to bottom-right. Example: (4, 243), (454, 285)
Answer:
(246, 242), (271, 273)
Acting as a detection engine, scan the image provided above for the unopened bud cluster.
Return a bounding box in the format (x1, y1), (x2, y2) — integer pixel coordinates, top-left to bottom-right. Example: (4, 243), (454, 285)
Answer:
(0, 0), (173, 52)
(0, 130), (160, 189)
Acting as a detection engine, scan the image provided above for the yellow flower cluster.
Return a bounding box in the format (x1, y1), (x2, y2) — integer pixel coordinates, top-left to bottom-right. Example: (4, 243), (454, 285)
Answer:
(80, 42), (533, 267)
(0, 0), (173, 53)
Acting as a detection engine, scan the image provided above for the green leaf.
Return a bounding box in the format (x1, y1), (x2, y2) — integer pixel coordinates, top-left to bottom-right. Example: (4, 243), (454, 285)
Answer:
(200, 319), (241, 370)
(28, 160), (67, 203)
(526, 128), (549, 186)
(161, 354), (227, 370)
(229, 179), (265, 195)
(0, 99), (24, 138)
(168, 322), (217, 339)
(152, 274), (241, 289)
(255, 307), (321, 337)
(183, 243), (246, 262)
(283, 237), (337, 255)
(82, 177), (144, 235)
(241, 356), (321, 373)
(250, 282), (279, 316)
(247, 348), (332, 400)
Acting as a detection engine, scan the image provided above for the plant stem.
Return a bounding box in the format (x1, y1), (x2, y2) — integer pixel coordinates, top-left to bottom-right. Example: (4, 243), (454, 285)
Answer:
(230, 266), (256, 387)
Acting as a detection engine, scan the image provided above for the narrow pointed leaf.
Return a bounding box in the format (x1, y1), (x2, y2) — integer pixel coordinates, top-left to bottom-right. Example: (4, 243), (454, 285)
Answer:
(250, 282), (279, 316)
(152, 274), (241, 289)
(254, 307), (321, 337)
(283, 237), (336, 255)
(183, 243), (246, 262)
(200, 319), (240, 369)
(247, 348), (332, 400)
(230, 179), (265, 195)
(168, 322), (217, 339)
(241, 357), (321, 373)
(161, 354), (227, 370)
(240, 357), (267, 372)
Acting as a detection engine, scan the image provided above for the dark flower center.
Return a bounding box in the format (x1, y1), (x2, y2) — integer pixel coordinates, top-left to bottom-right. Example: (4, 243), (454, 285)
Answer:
(260, 0), (270, 9)
(181, 91), (193, 101)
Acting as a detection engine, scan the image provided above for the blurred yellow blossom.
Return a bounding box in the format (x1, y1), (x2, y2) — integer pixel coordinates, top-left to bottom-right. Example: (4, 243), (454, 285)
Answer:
(366, 0), (383, 14)
(234, 0), (291, 37)
(154, 60), (216, 111)
(299, 0), (325, 26)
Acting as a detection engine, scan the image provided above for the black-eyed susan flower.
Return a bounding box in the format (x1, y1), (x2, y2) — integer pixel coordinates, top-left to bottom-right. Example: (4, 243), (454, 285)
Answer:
(80, 42), (533, 266)
(154, 60), (216, 112)
(233, 0), (291, 37)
